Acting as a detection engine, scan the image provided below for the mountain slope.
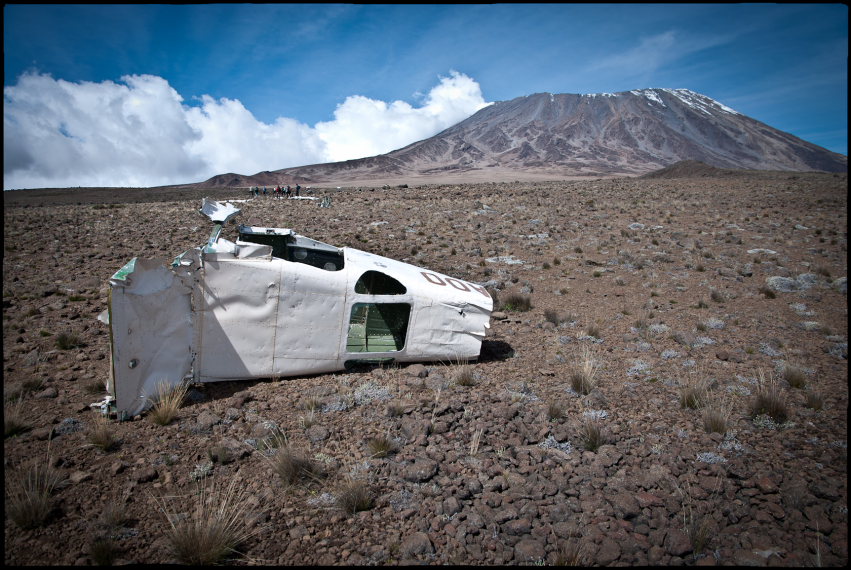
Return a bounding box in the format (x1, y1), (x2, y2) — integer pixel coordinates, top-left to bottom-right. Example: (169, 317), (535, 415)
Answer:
(202, 88), (847, 185)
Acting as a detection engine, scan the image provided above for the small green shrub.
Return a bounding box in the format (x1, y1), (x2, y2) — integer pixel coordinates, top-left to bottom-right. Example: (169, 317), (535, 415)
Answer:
(56, 332), (83, 350)
(501, 292), (532, 312)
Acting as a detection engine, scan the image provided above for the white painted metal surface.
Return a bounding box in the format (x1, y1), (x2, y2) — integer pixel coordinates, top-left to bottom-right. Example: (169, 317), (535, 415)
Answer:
(103, 199), (492, 416)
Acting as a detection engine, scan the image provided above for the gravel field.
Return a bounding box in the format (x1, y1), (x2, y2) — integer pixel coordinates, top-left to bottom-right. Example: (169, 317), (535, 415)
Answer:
(3, 169), (847, 566)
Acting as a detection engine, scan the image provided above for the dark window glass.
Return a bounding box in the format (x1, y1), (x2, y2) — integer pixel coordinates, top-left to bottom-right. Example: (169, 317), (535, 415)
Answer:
(354, 271), (406, 295)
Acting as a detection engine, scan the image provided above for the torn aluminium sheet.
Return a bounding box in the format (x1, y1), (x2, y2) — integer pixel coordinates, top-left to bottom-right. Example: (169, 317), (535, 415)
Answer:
(101, 198), (493, 416)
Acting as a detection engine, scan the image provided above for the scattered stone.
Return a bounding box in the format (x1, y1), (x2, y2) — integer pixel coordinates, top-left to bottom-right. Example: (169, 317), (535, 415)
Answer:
(4, 175), (846, 567)
(401, 458), (439, 482)
(53, 417), (83, 435)
(135, 467), (158, 483)
(196, 409), (221, 432)
(69, 470), (93, 484)
(665, 528), (692, 557)
(400, 532), (434, 557)
(405, 364), (428, 378)
(306, 424), (330, 443)
(35, 386), (59, 399)
(765, 276), (799, 293)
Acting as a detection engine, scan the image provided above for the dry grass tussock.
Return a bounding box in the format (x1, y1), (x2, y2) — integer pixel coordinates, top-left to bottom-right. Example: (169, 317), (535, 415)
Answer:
(701, 390), (735, 435)
(500, 292), (533, 312)
(547, 400), (565, 421)
(6, 451), (67, 529)
(86, 414), (120, 451)
(273, 446), (324, 488)
(5, 397), (30, 438)
(552, 539), (588, 566)
(366, 434), (398, 458)
(148, 380), (189, 426)
(570, 346), (601, 395)
(336, 476), (374, 515)
(679, 371), (712, 410)
(453, 363), (476, 386)
(581, 418), (607, 452)
(749, 368), (789, 423)
(783, 362), (808, 389)
(675, 477), (715, 555)
(805, 388), (825, 411)
(154, 476), (259, 565)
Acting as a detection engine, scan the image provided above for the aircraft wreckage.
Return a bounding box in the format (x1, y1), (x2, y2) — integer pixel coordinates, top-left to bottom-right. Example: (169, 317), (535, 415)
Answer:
(98, 198), (493, 417)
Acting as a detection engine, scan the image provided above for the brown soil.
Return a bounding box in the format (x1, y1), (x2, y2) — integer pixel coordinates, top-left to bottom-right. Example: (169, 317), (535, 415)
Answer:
(3, 170), (848, 566)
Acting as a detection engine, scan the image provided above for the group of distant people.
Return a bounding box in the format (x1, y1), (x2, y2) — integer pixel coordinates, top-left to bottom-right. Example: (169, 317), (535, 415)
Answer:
(248, 184), (300, 198)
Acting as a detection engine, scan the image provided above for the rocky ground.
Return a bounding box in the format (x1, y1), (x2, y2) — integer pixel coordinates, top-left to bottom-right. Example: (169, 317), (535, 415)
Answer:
(3, 169), (848, 566)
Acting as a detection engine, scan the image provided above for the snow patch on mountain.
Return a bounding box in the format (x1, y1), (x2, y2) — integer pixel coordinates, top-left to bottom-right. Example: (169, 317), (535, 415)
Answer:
(663, 88), (740, 115)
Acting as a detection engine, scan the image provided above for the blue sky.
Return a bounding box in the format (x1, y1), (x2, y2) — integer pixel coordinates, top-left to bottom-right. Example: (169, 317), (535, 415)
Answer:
(4, 3), (847, 189)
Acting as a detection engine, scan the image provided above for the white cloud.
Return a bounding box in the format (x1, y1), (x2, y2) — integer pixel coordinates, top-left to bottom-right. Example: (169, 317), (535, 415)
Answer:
(589, 31), (679, 76)
(586, 30), (732, 82)
(183, 96), (325, 175)
(3, 70), (489, 189)
(315, 71), (491, 161)
(4, 73), (207, 188)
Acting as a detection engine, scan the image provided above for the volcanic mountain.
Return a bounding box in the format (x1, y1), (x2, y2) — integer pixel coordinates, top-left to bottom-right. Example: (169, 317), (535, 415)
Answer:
(201, 88), (847, 186)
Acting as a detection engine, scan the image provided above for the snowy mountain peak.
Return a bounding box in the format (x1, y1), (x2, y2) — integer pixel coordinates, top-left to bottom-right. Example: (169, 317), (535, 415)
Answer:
(257, 88), (846, 184)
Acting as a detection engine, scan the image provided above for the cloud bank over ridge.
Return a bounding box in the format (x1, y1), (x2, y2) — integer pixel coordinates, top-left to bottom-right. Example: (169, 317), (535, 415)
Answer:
(4, 71), (489, 189)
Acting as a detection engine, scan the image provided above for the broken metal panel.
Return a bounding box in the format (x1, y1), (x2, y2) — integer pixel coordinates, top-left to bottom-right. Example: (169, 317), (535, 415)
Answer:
(199, 197), (241, 225)
(108, 258), (194, 416)
(404, 300), (490, 361)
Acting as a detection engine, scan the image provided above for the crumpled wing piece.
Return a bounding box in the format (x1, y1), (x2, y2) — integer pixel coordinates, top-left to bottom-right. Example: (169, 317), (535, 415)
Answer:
(199, 197), (241, 225)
